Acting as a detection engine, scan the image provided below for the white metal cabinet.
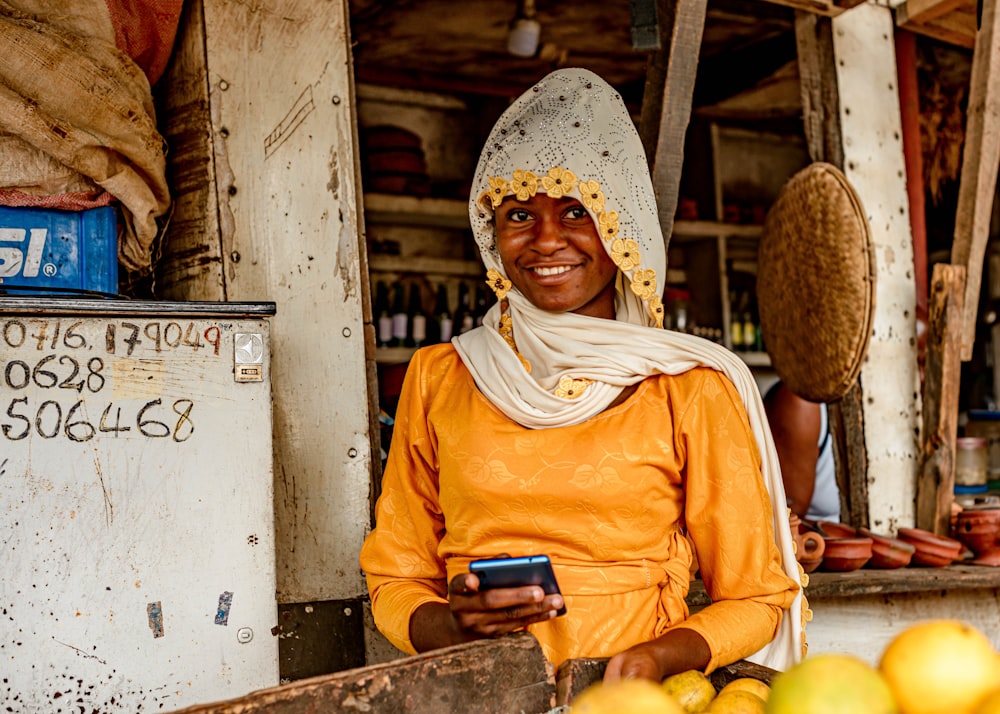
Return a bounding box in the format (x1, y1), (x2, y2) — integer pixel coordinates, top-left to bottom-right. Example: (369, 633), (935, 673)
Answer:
(1, 298), (278, 713)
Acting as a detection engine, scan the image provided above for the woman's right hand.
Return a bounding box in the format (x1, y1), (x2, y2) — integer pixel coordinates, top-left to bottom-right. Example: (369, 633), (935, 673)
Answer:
(409, 572), (564, 651)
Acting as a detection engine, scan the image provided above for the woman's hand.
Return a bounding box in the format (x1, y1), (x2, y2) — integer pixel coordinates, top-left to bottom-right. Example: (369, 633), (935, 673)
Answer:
(603, 628), (711, 683)
(409, 572), (564, 652)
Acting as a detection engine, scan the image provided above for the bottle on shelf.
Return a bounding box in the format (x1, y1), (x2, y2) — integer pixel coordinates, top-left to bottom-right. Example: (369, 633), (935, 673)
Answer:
(374, 280), (393, 349)
(729, 290), (745, 351)
(434, 283), (454, 343)
(472, 283), (490, 327)
(407, 283), (428, 348)
(741, 305), (756, 354)
(390, 283), (408, 347)
(455, 281), (475, 335)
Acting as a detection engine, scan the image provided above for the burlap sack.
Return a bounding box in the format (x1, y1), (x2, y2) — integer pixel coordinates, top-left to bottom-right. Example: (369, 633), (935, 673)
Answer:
(0, 0), (170, 272)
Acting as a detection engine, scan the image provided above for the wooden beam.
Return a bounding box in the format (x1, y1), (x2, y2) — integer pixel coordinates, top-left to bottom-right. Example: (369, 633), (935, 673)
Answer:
(638, 0), (708, 251)
(172, 633), (556, 714)
(795, 11), (871, 529)
(897, 0), (969, 24)
(916, 264), (966, 534)
(951, 0), (1000, 360)
(795, 12), (843, 169)
(896, 29), (929, 326)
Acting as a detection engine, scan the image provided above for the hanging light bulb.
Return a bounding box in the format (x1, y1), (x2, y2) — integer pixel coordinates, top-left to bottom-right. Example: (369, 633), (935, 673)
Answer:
(507, 0), (540, 58)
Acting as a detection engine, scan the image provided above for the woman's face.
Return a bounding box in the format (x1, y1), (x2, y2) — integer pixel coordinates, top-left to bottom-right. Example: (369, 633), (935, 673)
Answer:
(495, 193), (618, 319)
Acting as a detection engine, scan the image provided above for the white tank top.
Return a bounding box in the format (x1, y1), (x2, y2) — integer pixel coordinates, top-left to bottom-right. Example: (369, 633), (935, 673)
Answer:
(806, 403), (840, 522)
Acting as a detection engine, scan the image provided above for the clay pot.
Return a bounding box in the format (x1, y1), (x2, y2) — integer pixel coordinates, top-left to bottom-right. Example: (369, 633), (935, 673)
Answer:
(790, 513), (826, 573)
(820, 536), (873, 572)
(897, 527), (964, 567)
(953, 508), (1000, 566)
(857, 527), (916, 569)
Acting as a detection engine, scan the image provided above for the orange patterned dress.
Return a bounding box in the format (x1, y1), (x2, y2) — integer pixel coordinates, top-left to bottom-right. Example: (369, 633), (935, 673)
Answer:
(359, 344), (799, 672)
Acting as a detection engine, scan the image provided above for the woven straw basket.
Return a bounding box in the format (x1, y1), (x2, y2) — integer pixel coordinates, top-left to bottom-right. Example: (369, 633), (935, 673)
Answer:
(757, 162), (876, 403)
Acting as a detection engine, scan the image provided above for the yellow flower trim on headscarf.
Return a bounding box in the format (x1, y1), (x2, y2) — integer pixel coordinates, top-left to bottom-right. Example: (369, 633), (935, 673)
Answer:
(486, 269), (512, 301)
(487, 177), (511, 208)
(554, 375), (592, 399)
(611, 238), (641, 272)
(630, 269), (658, 301)
(499, 312), (531, 373)
(579, 179), (605, 213)
(541, 167), (577, 198)
(598, 211), (619, 242)
(510, 170), (539, 201)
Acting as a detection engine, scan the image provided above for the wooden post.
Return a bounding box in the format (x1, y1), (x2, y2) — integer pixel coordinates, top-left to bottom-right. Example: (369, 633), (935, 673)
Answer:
(917, 263), (966, 534)
(638, 0), (708, 251)
(951, 0), (1000, 361)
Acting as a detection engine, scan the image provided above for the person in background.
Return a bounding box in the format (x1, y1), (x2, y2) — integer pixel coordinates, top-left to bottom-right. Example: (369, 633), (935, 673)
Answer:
(360, 68), (803, 683)
(763, 381), (840, 523)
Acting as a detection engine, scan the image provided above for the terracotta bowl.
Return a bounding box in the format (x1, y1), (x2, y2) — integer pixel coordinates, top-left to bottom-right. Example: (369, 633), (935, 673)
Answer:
(815, 521), (858, 539)
(857, 527), (916, 569)
(897, 527), (964, 567)
(820, 536), (873, 572)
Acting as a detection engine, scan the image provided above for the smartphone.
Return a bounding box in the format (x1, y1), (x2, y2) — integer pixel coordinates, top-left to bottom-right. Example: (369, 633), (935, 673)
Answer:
(468, 554), (567, 616)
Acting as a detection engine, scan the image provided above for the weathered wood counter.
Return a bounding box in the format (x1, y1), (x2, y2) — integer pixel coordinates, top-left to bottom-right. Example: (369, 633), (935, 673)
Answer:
(688, 564), (1000, 666)
(687, 563), (1000, 606)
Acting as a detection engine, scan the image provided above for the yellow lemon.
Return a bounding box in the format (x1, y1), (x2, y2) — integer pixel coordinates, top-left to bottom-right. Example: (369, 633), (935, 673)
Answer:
(972, 684), (1000, 714)
(707, 690), (765, 714)
(661, 669), (717, 713)
(717, 678), (770, 702)
(974, 687), (1000, 714)
(879, 619), (1000, 714)
(765, 653), (897, 714)
(572, 678), (685, 714)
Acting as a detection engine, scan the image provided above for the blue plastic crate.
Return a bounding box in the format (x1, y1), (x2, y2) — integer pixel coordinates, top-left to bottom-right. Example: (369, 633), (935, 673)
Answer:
(0, 205), (118, 296)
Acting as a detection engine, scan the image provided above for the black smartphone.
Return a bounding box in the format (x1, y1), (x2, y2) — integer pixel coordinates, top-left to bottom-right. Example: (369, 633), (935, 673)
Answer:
(468, 554), (567, 616)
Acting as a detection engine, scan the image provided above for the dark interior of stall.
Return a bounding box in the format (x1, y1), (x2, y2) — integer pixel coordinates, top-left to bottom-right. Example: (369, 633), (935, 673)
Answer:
(344, 0), (991, 456)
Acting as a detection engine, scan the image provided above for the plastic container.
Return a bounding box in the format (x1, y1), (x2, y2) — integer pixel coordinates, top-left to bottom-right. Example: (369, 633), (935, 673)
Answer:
(967, 411), (1000, 481)
(956, 436), (988, 487)
(0, 205), (118, 296)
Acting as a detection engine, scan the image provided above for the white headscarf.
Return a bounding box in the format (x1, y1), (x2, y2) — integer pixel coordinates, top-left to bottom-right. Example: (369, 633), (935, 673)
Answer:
(452, 68), (804, 671)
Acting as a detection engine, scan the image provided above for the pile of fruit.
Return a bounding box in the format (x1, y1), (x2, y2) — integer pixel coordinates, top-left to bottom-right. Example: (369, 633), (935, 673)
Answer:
(570, 619), (1000, 714)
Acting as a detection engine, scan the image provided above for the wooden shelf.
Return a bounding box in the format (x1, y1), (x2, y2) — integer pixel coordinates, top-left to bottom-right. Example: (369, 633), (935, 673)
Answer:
(364, 193), (470, 229)
(369, 254), (484, 278)
(375, 347), (417, 364)
(738, 351), (772, 368)
(671, 220), (763, 241)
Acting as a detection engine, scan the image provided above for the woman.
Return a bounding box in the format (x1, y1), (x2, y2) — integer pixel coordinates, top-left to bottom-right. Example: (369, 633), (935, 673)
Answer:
(359, 68), (804, 682)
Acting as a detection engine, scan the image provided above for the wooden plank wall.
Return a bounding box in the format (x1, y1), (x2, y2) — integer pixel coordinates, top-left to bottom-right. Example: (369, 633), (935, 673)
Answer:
(157, 0), (374, 612)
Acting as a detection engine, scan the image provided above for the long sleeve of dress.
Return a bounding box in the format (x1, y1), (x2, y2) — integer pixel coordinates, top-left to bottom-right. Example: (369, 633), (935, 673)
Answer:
(360, 349), (451, 654)
(666, 371), (798, 671)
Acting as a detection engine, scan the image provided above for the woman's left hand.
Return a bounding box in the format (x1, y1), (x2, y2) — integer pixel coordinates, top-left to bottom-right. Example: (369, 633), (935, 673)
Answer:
(603, 628), (711, 683)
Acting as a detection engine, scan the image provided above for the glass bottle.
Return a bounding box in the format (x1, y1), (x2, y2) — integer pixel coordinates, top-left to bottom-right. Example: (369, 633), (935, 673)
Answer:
(455, 282), (474, 335)
(374, 280), (393, 348)
(390, 283), (408, 347)
(407, 283), (427, 348)
(434, 284), (453, 343)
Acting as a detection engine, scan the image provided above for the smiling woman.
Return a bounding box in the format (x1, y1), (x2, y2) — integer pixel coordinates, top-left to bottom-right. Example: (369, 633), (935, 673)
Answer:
(359, 68), (804, 685)
(495, 194), (619, 318)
